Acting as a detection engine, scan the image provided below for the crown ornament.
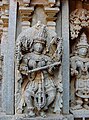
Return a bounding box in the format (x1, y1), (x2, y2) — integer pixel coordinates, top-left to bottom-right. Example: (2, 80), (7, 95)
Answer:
(33, 21), (47, 45)
(77, 33), (89, 48)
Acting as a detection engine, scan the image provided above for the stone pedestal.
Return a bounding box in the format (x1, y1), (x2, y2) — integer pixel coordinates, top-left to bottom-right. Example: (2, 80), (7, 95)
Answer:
(70, 109), (89, 120)
(20, 115), (64, 120)
(0, 114), (74, 120)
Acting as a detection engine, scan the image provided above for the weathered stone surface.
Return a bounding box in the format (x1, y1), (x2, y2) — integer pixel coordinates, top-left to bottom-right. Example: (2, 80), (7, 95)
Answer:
(0, 0), (89, 120)
(0, 115), (13, 120)
(62, 0), (70, 114)
(0, 114), (74, 120)
(20, 118), (63, 120)
(0, 114), (67, 120)
(0, 83), (2, 108)
(70, 109), (89, 120)
(20, 116), (64, 120)
(4, 0), (17, 114)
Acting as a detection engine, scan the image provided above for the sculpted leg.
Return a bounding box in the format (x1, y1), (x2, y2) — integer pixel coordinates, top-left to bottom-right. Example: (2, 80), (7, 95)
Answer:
(39, 89), (56, 117)
(25, 92), (35, 117)
(46, 89), (56, 106)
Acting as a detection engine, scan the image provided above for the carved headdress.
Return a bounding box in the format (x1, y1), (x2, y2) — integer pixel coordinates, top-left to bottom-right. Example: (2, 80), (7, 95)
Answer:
(33, 23), (47, 45)
(16, 21), (58, 66)
(77, 33), (89, 49)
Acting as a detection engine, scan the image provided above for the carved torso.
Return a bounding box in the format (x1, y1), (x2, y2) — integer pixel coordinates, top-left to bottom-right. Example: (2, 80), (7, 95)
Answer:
(75, 56), (89, 79)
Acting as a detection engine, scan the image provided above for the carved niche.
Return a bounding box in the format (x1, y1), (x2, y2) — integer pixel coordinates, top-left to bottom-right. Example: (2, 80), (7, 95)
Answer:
(69, 2), (89, 117)
(15, 21), (63, 117)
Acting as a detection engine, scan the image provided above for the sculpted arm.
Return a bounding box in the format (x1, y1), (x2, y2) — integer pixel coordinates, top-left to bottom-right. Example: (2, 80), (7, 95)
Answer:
(19, 55), (28, 75)
(47, 59), (56, 75)
(70, 57), (78, 76)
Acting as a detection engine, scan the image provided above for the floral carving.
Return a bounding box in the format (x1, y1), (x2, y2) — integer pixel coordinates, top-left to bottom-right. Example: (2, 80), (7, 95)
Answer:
(70, 9), (89, 40)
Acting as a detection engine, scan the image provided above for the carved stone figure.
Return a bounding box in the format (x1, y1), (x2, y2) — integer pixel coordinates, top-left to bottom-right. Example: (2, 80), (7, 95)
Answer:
(15, 21), (63, 117)
(70, 33), (89, 111)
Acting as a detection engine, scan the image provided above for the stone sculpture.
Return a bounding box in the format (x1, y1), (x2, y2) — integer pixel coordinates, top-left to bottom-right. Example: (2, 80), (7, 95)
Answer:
(70, 33), (89, 111)
(15, 21), (63, 117)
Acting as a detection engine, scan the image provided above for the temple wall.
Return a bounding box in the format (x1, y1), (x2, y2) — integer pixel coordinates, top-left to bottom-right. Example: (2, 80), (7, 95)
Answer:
(0, 0), (88, 120)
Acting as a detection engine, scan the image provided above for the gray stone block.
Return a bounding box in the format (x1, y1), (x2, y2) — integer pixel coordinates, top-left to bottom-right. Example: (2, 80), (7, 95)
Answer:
(0, 114), (68, 120)
(17, 114), (65, 120)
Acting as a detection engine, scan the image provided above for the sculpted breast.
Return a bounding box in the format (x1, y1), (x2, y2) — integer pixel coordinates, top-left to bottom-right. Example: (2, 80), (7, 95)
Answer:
(28, 59), (36, 70)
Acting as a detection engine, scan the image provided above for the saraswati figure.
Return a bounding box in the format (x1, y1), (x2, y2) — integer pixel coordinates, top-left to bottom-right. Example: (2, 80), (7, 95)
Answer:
(70, 33), (89, 110)
(15, 21), (63, 117)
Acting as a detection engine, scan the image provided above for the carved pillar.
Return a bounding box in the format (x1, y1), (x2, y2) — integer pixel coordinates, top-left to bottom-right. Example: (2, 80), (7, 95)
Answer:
(62, 0), (70, 114)
(18, 0), (60, 31)
(44, 7), (59, 31)
(17, 0), (34, 31)
(0, 1), (9, 113)
(1, 0), (17, 114)
(19, 6), (34, 30)
(0, 56), (3, 111)
(0, 3), (3, 112)
(44, 1), (60, 31)
(1, 27), (8, 113)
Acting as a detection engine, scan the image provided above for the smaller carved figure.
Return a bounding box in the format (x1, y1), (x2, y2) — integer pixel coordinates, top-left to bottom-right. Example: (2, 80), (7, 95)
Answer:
(70, 33), (89, 110)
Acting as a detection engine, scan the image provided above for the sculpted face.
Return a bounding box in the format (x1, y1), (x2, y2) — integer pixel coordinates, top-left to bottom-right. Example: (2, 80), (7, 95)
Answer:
(78, 47), (88, 56)
(33, 42), (44, 53)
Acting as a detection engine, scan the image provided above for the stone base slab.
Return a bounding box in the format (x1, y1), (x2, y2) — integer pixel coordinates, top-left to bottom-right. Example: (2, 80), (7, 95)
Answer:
(20, 114), (64, 120)
(0, 114), (74, 120)
(70, 109), (89, 119)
